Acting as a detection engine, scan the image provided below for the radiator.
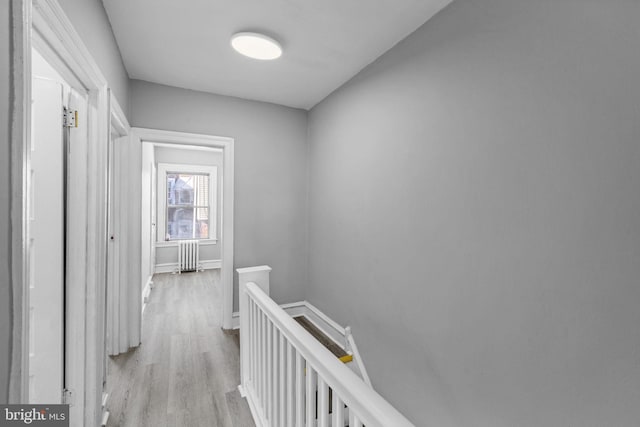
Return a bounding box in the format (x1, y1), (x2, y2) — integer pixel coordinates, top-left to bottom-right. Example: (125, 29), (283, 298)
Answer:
(177, 239), (202, 273)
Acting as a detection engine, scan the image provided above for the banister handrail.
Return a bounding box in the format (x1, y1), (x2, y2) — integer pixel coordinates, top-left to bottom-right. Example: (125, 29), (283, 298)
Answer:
(243, 281), (415, 427)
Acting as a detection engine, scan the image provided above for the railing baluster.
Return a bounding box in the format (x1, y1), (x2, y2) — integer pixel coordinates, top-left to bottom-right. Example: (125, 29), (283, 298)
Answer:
(240, 280), (415, 427)
(272, 326), (279, 425)
(279, 332), (286, 426)
(295, 352), (305, 427)
(267, 320), (273, 422)
(286, 341), (295, 427)
(332, 393), (344, 427)
(256, 309), (261, 410)
(306, 365), (317, 427)
(247, 299), (253, 387)
(318, 377), (329, 427)
(262, 311), (268, 417)
(249, 298), (256, 385)
(252, 300), (258, 390)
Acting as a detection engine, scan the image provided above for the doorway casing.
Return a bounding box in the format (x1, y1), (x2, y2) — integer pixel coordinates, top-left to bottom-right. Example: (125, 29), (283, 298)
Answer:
(10, 0), (123, 426)
(132, 127), (236, 330)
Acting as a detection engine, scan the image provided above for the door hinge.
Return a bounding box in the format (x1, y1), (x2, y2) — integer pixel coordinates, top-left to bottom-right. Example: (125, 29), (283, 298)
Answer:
(63, 107), (78, 128)
(62, 388), (74, 406)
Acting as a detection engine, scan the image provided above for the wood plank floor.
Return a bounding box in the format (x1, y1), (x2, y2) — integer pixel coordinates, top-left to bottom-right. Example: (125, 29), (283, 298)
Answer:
(106, 270), (255, 427)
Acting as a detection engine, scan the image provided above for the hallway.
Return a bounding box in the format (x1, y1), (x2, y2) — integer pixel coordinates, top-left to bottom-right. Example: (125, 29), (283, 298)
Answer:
(106, 270), (255, 427)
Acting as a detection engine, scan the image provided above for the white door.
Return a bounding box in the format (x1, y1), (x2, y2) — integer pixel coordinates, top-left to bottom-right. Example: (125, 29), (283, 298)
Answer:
(29, 77), (65, 403)
(106, 131), (119, 356)
(150, 162), (157, 274)
(64, 87), (89, 426)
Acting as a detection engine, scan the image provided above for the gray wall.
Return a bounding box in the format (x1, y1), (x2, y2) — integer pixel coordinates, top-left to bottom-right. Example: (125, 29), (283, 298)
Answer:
(131, 80), (309, 308)
(306, 0), (640, 426)
(0, 0), (12, 405)
(58, 0), (130, 117)
(154, 146), (223, 264)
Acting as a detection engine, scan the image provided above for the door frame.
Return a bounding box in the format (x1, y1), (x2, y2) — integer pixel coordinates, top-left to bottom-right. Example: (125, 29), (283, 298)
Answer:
(106, 105), (137, 358)
(10, 1), (119, 426)
(132, 127), (235, 330)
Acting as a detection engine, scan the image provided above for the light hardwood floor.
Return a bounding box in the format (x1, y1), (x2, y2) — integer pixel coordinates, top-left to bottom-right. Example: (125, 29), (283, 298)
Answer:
(106, 270), (255, 427)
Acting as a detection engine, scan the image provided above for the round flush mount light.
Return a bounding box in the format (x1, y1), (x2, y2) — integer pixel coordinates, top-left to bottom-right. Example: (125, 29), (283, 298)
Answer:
(231, 32), (282, 60)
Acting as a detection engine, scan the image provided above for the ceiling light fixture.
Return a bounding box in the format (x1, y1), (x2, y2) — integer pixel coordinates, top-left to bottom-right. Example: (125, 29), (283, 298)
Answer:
(231, 32), (282, 60)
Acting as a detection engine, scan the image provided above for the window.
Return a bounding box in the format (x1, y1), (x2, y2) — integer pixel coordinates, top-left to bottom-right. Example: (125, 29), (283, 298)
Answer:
(158, 164), (217, 241)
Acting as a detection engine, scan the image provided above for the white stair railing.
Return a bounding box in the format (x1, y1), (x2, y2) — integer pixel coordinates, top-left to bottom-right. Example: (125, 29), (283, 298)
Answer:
(238, 267), (415, 427)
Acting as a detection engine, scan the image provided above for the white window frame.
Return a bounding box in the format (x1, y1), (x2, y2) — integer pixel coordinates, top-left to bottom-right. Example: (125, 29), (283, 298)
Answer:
(157, 162), (218, 243)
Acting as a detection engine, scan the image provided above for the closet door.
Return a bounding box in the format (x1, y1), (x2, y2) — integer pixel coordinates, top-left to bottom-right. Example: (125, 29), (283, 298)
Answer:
(29, 77), (65, 403)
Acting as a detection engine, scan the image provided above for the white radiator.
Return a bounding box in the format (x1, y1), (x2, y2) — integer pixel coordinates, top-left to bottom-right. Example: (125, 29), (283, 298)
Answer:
(177, 239), (202, 273)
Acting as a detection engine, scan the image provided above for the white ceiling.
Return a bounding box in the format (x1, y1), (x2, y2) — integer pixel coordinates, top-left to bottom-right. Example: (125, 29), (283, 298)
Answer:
(103, 0), (454, 110)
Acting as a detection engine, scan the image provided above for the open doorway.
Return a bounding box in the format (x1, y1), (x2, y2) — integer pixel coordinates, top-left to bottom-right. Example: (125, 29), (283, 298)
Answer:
(152, 144), (222, 271)
(134, 128), (235, 330)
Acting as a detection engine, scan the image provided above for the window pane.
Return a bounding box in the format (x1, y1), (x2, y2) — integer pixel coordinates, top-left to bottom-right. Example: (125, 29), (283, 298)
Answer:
(167, 207), (194, 240)
(194, 175), (209, 206)
(166, 173), (209, 206)
(194, 208), (209, 239)
(165, 171), (210, 240)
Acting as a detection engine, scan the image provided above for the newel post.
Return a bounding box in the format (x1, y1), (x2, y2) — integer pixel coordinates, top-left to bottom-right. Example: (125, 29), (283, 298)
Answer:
(237, 265), (272, 395)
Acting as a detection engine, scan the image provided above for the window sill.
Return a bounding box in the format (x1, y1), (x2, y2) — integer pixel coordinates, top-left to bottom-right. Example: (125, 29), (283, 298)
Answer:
(155, 239), (218, 248)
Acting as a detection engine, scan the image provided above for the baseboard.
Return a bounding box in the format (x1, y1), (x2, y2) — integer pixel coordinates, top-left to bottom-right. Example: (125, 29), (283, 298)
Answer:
(233, 299), (370, 385)
(241, 384), (268, 427)
(154, 262), (176, 274)
(231, 311), (240, 329)
(280, 301), (307, 318)
(300, 301), (346, 347)
(229, 303), (303, 330)
(154, 259), (221, 274)
(101, 392), (109, 426)
(141, 276), (153, 315)
(202, 259), (222, 269)
(230, 301), (347, 351)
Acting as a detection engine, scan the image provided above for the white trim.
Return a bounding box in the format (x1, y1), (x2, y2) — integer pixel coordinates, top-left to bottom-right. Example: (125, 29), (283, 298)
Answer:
(239, 300), (347, 348)
(155, 239), (218, 248)
(154, 263), (176, 274)
(202, 259), (222, 270)
(240, 385), (267, 427)
(279, 301), (307, 317)
(154, 259), (221, 274)
(9, 0), (32, 404)
(346, 327), (372, 387)
(231, 311), (240, 329)
(154, 142), (223, 152)
(133, 127), (235, 330)
(105, 83), (136, 359)
(157, 162), (218, 242)
(303, 300), (346, 336)
(109, 92), (129, 137)
(240, 283), (415, 427)
(141, 277), (152, 315)
(232, 300), (344, 345)
(18, 1), (114, 425)
(236, 265), (273, 275)
(231, 299), (372, 385)
(132, 127), (234, 147)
